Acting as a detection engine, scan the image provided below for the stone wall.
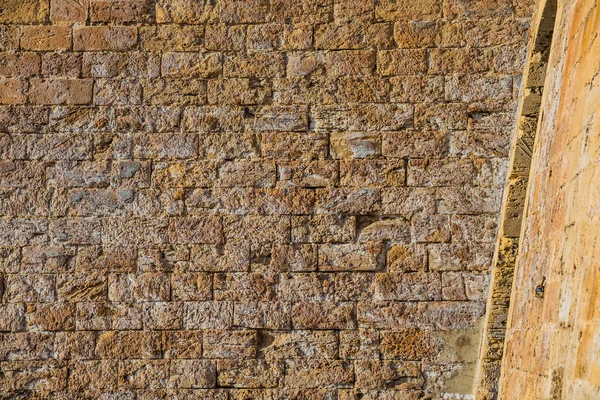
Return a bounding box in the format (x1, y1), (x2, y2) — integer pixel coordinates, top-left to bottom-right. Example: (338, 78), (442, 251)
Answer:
(499, 0), (600, 398)
(0, 0), (532, 398)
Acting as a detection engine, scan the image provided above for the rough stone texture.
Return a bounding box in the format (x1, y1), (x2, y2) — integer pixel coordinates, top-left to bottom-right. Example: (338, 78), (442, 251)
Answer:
(0, 0), (533, 398)
(473, 0), (558, 397)
(496, 0), (600, 398)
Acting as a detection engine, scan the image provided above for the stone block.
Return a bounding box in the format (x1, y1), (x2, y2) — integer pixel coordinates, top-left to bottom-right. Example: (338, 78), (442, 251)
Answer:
(169, 360), (216, 389)
(292, 301), (355, 329)
(20, 26), (71, 51)
(203, 329), (257, 359)
(183, 301), (233, 329)
(74, 26), (138, 51)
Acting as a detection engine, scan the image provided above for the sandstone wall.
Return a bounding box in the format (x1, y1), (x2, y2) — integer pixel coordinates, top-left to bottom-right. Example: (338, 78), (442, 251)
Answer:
(0, 0), (532, 398)
(500, 0), (600, 398)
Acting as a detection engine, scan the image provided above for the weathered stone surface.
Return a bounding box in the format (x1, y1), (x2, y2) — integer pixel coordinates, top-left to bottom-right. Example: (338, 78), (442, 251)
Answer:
(217, 360), (283, 388)
(170, 360), (216, 389)
(0, 0), (534, 397)
(234, 302), (292, 329)
(203, 329), (257, 359)
(319, 242), (384, 271)
(262, 330), (338, 360)
(183, 301), (234, 329)
(292, 301), (355, 329)
(284, 359), (354, 388)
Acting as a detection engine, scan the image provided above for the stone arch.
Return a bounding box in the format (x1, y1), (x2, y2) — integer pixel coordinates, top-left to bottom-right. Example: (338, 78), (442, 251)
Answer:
(473, 0), (559, 398)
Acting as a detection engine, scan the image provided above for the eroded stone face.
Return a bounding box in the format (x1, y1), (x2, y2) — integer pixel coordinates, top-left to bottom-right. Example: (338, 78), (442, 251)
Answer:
(0, 0), (531, 398)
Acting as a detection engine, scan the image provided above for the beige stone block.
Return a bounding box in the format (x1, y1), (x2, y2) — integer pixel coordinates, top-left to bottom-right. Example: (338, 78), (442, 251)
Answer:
(284, 359), (354, 388)
(74, 26), (137, 51)
(29, 79), (93, 105)
(51, 0), (88, 23)
(169, 360), (216, 389)
(292, 301), (355, 329)
(0, 0), (49, 23)
(0, 78), (27, 104)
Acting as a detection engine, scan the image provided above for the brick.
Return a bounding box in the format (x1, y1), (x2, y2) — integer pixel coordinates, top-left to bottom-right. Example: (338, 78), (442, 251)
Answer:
(5, 274), (55, 302)
(312, 104), (413, 131)
(217, 359), (283, 388)
(387, 244), (427, 272)
(29, 79), (93, 105)
(162, 330), (203, 359)
(161, 52), (222, 78)
(443, 0), (514, 19)
(93, 79), (142, 105)
(172, 273), (212, 301)
(108, 272), (170, 302)
(96, 330), (162, 359)
(292, 301), (355, 329)
(446, 74), (513, 102)
(169, 360), (216, 389)
(51, 0), (88, 23)
(253, 106), (308, 132)
(339, 328), (380, 359)
(224, 53), (286, 78)
(203, 329), (257, 359)
(207, 78), (270, 106)
(261, 131), (329, 160)
(284, 360), (354, 388)
(69, 360), (118, 390)
(234, 302), (292, 329)
(315, 188), (381, 214)
(373, 272), (442, 301)
(25, 302), (75, 330)
(46, 161), (110, 187)
(145, 78), (207, 106)
(205, 24), (246, 51)
(355, 360), (423, 389)
(134, 134), (198, 160)
(183, 301), (233, 329)
(0, 78), (27, 104)
(334, 0), (374, 22)
(182, 106), (245, 133)
(382, 131), (448, 158)
(118, 360), (169, 389)
(0, 53), (40, 77)
(429, 48), (491, 74)
(0, 303), (26, 331)
(0, 332), (54, 360)
(262, 330), (338, 359)
(42, 53), (81, 78)
(357, 218), (411, 242)
(376, 0), (442, 20)
(330, 132), (381, 159)
(56, 273), (105, 302)
(55, 331), (95, 359)
(377, 49), (428, 76)
(319, 242), (384, 271)
(315, 23), (393, 49)
(20, 26), (71, 51)
(337, 76), (390, 103)
(270, 0), (333, 24)
(82, 52), (160, 78)
(0, 0), (49, 23)
(90, 0), (155, 23)
(73, 26), (138, 51)
(389, 75), (445, 102)
(324, 50), (376, 77)
(340, 159), (399, 187)
(155, 0), (218, 24)
(143, 302), (183, 330)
